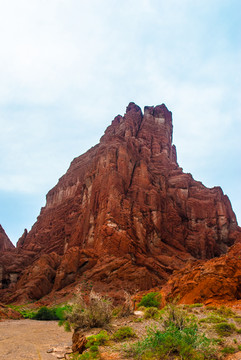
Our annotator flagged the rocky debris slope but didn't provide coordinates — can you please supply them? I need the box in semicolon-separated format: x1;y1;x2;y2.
0;103;240;303
161;239;241;305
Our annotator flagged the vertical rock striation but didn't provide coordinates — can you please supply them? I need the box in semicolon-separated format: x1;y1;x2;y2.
0;103;240;302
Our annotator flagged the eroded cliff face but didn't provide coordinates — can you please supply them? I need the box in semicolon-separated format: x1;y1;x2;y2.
1;103;240;303
161;240;241;305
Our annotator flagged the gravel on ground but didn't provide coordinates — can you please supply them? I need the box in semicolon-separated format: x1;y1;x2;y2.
0;319;72;360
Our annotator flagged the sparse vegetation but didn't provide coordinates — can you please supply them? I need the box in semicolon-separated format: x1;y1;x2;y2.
7;304;73;321
215;305;235;317
32;306;59;320
112;326;136;341
199;313;226;324
5;298;241;359
184;303;204;308
221;346;236;354
86;330;109;347
64;290;112;330
163;304;191;330
143;306;160;320
127;322;217;359
215;322;236;337
137;292;162;309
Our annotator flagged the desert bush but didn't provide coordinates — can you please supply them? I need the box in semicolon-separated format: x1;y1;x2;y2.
206;305;218;311
112;306;122;317
144;306;160;320
184;303;203;309
70;349;99;360
137;292;161;309
54;304;73;320
118;291;134;317
215;322;236;337
221;346;236;354
112;326;136;341
18;304;72;321
65;290;112;330
163;304;189;330
215;305;235;318
86;330;109;347
32;306;59;320
127;322;218;360
199;313;226;324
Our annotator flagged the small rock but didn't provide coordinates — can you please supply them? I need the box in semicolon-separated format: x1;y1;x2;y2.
47;348;54;353
134;310;144;317
56;354;65;359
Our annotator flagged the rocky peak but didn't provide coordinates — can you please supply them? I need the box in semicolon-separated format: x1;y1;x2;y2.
16;229;28;249
0;102;240;303
100;102;143;142
0;225;14;252
101;102;175;163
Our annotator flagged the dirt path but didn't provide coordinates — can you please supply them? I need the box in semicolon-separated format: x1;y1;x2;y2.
0;319;72;360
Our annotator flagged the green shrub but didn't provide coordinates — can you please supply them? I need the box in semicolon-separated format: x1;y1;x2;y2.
86;330;109;347
127;323;217;360
184;303;203;309
72;350;99;360
137;292;161;308
133;317;143;323
112;326;136;341
54;304;72;320
234;316;241;323
215;322;236;337
144;307;160;320
216;305;235;318
19;309;36;319
32;306;59;320
89;345;98;352
221;346;236;354
206;305;218;311
66;291;112;330
19;304;72;321
199;314;226;324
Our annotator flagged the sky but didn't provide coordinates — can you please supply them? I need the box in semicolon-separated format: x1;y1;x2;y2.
0;0;240;245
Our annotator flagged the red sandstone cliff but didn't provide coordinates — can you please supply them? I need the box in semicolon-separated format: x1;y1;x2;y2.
0;103;240;303
161;240;241;305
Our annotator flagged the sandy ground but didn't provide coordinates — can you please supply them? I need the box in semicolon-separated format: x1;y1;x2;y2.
0;319;72;360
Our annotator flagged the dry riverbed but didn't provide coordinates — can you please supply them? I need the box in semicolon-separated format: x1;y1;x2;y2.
0;319;72;360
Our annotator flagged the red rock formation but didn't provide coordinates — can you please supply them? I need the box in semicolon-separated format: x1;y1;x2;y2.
161;238;241;305
0;103;240;303
0;225;14;252
0;303;23;320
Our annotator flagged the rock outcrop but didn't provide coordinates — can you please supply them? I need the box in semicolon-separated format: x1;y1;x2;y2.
0;225;14;252
161;239;241;305
0;102;240;303
0;303;23;320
